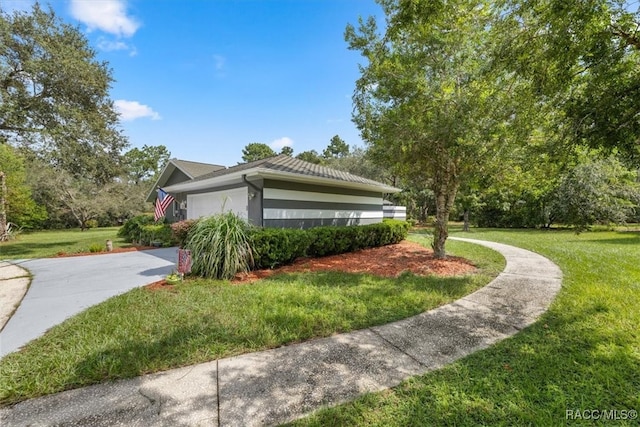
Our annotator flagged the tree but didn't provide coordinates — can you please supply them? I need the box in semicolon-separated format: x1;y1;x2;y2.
346;0;516;257
279;146;294;156
28;163;144;230
496;0;640;164
323;135;350;159
0;144;45;234
551;156;640;232
241;143;276;163
325;146;391;183
295;150;323;164
1;4;128;184
124;144;170;184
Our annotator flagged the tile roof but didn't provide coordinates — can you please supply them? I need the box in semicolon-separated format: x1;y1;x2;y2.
190;155;394;188
172;159;225;178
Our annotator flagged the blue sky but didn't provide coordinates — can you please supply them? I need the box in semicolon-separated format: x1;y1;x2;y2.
3;0;382;166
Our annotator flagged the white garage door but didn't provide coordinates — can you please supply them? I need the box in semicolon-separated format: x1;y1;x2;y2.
186;187;248;220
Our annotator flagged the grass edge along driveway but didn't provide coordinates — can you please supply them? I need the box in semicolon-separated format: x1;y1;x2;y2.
289;228;640;427
0;227;130;259
0;236;503;405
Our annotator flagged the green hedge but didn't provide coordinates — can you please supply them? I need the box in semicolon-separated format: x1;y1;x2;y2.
117;214;155;243
118;215;174;246
250;228;313;269
140;224;173;246
250;219;409;269
137;216;410;273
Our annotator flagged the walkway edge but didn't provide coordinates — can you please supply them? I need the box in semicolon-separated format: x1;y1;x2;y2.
0;262;31;333
0;238;563;427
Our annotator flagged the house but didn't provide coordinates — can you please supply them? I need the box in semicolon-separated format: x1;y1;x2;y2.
150;155;402;228
146;158;226;222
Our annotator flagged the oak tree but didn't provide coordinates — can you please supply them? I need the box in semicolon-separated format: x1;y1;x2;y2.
1;4;128;184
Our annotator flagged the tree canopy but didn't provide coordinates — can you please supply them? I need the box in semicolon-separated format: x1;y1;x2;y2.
0;144;45;229
124;144;170;184
1;3;128;184
496;0;640;164
241;142;276;163
346;0;518;257
323;135;350;159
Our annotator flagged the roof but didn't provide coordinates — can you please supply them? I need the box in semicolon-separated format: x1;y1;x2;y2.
163;155;401;194
171;159;226;178
145;158;226;202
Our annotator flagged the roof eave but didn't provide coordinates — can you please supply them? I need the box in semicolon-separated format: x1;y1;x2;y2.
163;169;249;193
147;159;212;202
256;169;401;193
164;166;401;194
145;161;183;202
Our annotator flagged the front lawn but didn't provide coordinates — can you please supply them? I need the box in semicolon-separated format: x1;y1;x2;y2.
0;237;503;405
0;227;130;259
291;229;640;426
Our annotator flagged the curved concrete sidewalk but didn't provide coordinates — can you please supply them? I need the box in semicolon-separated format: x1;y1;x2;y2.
0;238;562;427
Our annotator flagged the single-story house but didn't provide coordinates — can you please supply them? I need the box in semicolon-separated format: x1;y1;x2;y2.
148;155;403;228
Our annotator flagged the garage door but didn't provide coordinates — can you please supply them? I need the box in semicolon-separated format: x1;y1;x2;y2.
186;187;248;220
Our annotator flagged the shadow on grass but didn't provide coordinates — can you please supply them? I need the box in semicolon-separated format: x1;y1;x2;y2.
573;230;640;245
262;270;474;300
0;241;75;257
67;272;477;389
292;301;640;426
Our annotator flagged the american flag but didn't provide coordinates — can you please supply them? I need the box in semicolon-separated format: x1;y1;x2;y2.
154;188;175;222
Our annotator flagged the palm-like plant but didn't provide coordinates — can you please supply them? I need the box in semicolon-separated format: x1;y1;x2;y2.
186;212;254;280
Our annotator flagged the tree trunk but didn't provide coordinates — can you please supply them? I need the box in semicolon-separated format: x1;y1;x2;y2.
431;161;460;259
463;210;470;232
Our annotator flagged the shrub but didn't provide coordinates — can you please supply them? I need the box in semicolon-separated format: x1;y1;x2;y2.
118;214;155;243
307;226;359;257
383;219;410;243
88;243;103;253
140;224;173;246
0;222;21;241
249;220;410;269
170;219;198;247
250;228;312;269
186;212;254;280
85;219;99;229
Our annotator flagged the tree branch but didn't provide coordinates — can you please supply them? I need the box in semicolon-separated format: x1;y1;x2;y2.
612;26;640;51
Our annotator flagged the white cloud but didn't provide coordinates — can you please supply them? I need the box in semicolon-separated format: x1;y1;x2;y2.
114;100;160;121
97;37;137;56
269;137;294;150
70;0;140;37
213;55;226;71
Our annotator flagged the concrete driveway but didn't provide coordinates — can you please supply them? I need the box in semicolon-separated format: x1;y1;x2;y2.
0;248;177;358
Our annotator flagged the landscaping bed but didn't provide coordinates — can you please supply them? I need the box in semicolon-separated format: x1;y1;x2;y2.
237;240;475;283
146;240;476;290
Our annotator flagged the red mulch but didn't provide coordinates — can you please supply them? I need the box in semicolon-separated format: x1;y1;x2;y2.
144;241;476;290
145;280;176;291
234;240;476;283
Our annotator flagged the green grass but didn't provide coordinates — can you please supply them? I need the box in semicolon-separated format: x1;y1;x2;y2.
290;228;640;426
0;238;503;405
0;227;132;259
